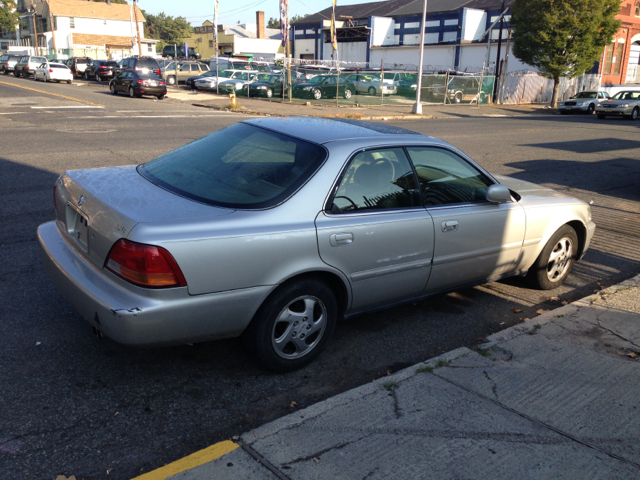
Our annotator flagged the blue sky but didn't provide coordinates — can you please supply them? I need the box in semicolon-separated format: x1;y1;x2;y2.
138;0;371;28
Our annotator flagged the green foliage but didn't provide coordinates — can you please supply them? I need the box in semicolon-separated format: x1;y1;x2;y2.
141;9;192;45
267;17;280;29
0;0;20;31
290;13;310;24
511;0;621;81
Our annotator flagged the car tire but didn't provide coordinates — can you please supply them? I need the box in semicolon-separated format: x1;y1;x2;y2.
14;70;19;77
67;80;72;84
96;73;101;82
167;76;176;86
43;75;47;82
526;225;578;290
85;72;89;80
629;107;639;120
266;88;273;98
157;94;165;100
454;92;463;103
597;114;606;119
368;86;377;96
587;103;595;114
2;69;8;75
244;278;337;372
129;86;136;98
313;88;322;100
110;84;117;95
343;88;353;100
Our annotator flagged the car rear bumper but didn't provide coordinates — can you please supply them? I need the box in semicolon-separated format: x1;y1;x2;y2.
38;221;273;346
136;86;167;96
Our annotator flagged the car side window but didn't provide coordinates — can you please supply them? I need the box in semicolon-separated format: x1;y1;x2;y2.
406;147;493;206
332;148;421;213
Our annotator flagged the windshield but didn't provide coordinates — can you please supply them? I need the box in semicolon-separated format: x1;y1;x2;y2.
235;72;249;80
383;73;397;80
612;91;640;100
219;70;234;78
139;123;327;209
200;70;217;77
573;92;597;99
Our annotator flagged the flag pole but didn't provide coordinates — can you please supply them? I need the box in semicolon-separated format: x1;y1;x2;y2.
214;0;219;94
412;0;427;114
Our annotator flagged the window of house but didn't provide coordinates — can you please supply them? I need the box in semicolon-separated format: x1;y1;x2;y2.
636;3;640;16
147;43;153;53
70;17;75;29
604;43;615;74
209;40;214;47
614;43;625;75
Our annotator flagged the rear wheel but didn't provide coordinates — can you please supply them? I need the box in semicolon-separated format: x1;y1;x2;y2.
43;75;47;82
85;72;89;81
244;278;337;372
527;225;578;290
343;88;353;100
96;73;101;82
157;94;165;100
67;80;72;84
454;92;462;103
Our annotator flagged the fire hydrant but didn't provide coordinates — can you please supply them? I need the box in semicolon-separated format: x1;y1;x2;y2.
229;92;236;107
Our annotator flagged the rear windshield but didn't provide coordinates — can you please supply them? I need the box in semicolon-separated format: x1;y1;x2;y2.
76;58;90;64
137;58;159;69
139;123;327;209
139;73;162;79
50;64;67;69
104;61;118;66
32;57;47;63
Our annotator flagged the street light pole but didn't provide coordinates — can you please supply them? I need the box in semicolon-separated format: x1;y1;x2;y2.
412;0;427;114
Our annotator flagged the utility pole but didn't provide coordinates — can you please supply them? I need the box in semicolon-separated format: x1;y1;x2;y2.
133;0;143;56
30;3;39;56
47;0;57;57
493;0;505;101
412;0;427;114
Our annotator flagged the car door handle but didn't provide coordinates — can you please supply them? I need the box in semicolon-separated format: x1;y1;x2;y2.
441;220;459;232
330;233;354;247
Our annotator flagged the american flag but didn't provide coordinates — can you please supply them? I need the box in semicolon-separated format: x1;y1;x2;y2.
280;0;289;48
331;0;338;51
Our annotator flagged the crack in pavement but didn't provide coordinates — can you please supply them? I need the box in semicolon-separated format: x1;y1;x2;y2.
483;370;499;400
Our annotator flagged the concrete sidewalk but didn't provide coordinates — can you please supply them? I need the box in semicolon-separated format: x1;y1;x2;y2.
165;88;557;120
156;274;640;480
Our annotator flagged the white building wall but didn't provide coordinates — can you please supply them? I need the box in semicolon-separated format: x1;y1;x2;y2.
323;41;367;62
461;8;486;41
458;44;531;72
371;16;394;46
53;16;144;51
295;38;315;58
370;45;456;68
234;37;281;55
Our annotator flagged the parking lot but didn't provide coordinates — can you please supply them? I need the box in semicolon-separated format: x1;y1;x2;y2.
1;74;639;479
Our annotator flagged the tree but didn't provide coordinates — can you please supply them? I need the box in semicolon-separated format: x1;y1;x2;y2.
290;13;309;24
141;10;192;46
511;0;620;106
0;0;20;31
267;17;279;29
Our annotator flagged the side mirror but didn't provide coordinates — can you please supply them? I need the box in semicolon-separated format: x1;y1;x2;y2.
486;184;512;203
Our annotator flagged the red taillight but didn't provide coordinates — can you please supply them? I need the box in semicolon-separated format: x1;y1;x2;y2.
49;68;53;73
157;68;161;76
105;239;187;288
99;66;107;70
159;81;166;86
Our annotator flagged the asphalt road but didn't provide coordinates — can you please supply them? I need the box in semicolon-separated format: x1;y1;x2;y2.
1;76;639;480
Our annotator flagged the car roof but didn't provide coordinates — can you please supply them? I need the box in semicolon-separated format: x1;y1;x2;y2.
243;117;424;144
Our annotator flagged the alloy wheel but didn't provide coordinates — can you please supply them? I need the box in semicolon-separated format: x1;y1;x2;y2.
547;237;573;282
313;89;322;100
271;295;327;360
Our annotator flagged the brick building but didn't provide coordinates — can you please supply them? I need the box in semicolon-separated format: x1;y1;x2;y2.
599;0;640;85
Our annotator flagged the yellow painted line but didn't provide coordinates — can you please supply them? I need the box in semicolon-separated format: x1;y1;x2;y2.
131;440;239;480
0;80;104;107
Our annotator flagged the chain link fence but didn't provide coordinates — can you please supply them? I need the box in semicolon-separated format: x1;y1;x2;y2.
498;71;602;105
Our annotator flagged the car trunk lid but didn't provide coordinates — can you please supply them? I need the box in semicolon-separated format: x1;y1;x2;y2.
55;165;234;269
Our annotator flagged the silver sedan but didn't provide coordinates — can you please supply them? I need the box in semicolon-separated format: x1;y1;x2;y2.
558;91;610;115
38;118;595;372
596;90;640;119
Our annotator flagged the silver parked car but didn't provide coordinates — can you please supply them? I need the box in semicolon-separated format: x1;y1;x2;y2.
38;118;595;372
558;91;610;115
343;73;398;96
596;90;640;119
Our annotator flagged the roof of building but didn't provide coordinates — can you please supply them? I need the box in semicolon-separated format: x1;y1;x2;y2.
220;25;281;40
293;0;512;24
46;0;145;22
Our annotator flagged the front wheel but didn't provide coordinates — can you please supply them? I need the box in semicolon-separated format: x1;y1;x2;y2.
96;73;101;82
527;225;578;290
85;72;89;80
43;75;47;82
313;88;322;100
368;86;376;96
244;279;337;372
587;103;595;114
266;88;273;98
167;76;176;86
343;88;353;100
129;86;136;98
110;84;117;95
629;108;639;120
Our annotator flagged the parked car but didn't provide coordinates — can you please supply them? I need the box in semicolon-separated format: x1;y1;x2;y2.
65;57;92;77
194;69;251;91
114;56;161;78
241;73;284;98
38;117;595;372
596;90;640;119
162;45;201;59
558;91;611;115
14;55;48;77
343;73;398;96
185;69;216;88
84;60;119;82
218;71;259;94
292;74;355;100
162;60;209;85
33;62;73;83
396;73;419;96
109;70;166;99
426;76;482;103
0;54;22;75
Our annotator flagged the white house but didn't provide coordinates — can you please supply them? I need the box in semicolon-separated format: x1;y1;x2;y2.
38;0;158;60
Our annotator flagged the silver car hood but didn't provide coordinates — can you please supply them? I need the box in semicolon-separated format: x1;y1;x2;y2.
494;175;586;204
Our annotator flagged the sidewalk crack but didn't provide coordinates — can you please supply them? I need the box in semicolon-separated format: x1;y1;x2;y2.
483;370;499;400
